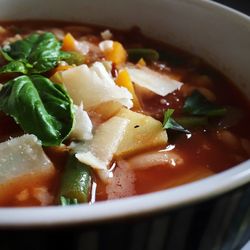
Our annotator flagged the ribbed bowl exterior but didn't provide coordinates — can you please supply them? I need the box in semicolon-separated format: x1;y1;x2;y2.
1;182;249;250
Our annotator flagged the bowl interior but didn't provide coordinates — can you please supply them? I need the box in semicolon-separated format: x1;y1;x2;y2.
0;0;249;227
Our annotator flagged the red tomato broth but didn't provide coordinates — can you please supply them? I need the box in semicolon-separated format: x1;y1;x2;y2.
0;21;249;206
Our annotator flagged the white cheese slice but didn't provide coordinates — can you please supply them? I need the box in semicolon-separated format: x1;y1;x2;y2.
0;134;54;185
61;62;133;109
75;116;129;172
127;66;183;96
70;104;93;141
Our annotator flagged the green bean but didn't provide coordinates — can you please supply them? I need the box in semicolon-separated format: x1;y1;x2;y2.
64;51;85;66
175;116;208;128
127;48;159;62
59;154;92;205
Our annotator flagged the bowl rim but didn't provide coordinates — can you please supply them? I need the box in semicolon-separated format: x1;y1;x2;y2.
0;0;249;227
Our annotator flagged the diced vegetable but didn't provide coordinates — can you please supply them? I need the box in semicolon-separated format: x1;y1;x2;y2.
61;62;133;109
75;116;129;175
184;90;226;117
61;33;78;51
63;51;85;65
62;33;90;56
0;75;74;146
127;48;159;62
116;108;168;157
163;109;189;133
0;32;68;74
127;66;183;96
136;58;146;67
101;41;127;64
70;104;93;141
116;69;141;110
59;154;92;205
0;134;55;203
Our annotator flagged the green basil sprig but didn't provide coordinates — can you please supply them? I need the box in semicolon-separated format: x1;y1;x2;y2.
163;90;229;135
0;75;74;146
0;32;69;74
184;90;226;117
163;109;190;134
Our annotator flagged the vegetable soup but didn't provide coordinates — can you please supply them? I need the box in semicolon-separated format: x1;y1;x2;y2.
0;21;249;206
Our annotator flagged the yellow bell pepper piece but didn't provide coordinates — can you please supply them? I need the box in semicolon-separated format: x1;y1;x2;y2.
62;33;78;51
104;41;127;65
116;69;141;110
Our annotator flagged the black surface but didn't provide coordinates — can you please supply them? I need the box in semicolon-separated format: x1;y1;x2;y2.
214;0;250;15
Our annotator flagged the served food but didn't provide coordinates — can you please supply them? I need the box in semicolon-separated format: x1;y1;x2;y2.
0;21;249;207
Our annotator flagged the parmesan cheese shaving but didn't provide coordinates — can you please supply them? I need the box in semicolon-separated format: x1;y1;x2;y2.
61;62;133;109
75;117;129;179
70;104;93;141
0;134;54;184
127;66;183;96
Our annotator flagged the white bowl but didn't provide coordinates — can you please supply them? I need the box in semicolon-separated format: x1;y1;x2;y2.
0;0;249;230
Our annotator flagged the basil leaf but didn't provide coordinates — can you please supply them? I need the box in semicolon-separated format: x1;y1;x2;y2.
0;48;15;61
0;75;74;146
0;61;29;74
184;90;226;117
163;109;190;133
1;32;62;73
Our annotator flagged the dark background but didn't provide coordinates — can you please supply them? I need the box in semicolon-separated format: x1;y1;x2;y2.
214;0;250;15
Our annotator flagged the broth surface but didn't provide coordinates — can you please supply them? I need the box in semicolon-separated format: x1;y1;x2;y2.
0;21;249;206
